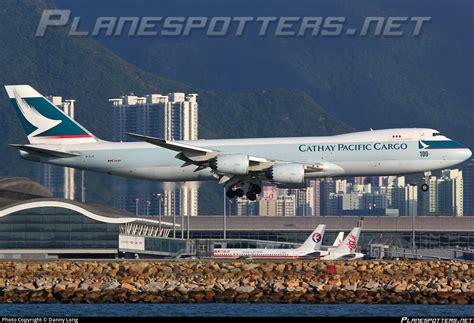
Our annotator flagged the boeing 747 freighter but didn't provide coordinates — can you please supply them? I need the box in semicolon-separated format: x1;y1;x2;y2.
4;85;472;200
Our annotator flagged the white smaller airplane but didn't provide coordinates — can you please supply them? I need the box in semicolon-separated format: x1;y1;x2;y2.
319;227;364;260
332;232;344;247
212;224;326;260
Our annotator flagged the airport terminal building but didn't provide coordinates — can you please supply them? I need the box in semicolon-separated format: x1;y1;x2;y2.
0;177;472;260
0;177;193;259
184;216;474;249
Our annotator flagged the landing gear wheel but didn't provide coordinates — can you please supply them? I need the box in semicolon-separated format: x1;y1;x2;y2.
235;188;244;197
246;191;257;201
226;189;236;199
250;184;262;194
421;183;429;192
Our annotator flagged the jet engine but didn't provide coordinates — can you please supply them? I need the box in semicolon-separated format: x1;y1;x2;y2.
267;163;305;184
210;154;249;175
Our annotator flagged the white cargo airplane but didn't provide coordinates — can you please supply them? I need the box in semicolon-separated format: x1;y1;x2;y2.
212;224;326;260
4;85;472;201
319;227;364;260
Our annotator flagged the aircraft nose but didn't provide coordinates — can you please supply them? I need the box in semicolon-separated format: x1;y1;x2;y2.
458;147;472;162
466;148;473;160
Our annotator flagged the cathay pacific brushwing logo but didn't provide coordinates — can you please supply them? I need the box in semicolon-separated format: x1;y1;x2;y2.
418;140;429;149
14;89;61;137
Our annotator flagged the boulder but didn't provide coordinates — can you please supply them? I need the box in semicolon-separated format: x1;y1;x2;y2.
236;286;254;294
394;283;407;293
449;280;462;289
121;283;137;293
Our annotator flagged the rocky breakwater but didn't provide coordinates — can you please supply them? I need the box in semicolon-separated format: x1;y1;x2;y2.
0;260;472;304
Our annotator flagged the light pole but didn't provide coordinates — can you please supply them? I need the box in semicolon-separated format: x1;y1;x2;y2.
134;198;140;216
145;200;151;216
154;193;163;234
172;196;176;239
187;211;190;240
81;170;86;203
223;187;226;240
412;208;416;251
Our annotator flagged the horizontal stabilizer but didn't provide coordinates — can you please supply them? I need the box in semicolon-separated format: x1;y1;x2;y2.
9;144;79;158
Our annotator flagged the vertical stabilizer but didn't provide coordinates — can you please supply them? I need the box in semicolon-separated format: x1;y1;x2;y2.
332;227;361;254
4;85;98;144
332;232;344;247
297;224;326;251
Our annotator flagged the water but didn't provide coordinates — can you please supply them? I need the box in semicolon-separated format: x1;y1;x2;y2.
0;304;472;317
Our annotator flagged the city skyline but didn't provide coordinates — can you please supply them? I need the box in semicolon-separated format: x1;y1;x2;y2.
231;170;468;217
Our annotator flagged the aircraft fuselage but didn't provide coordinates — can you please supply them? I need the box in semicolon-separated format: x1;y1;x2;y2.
24;128;471;182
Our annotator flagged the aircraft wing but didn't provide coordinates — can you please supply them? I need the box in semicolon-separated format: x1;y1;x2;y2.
127;132;272;168
126;133;214;154
126;133;339;185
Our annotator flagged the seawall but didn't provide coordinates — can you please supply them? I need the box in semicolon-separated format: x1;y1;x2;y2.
0;260;472;304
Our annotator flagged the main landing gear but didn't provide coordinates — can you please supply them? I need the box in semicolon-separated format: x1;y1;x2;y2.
226;188;243;199
226;183;262;201
421;171;431;192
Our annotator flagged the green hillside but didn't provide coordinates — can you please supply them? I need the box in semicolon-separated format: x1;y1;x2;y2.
0;0;351;213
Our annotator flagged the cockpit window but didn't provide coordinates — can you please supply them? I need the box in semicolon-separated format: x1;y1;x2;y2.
433;132;442;136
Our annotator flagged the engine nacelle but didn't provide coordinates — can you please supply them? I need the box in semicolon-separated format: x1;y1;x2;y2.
268;163;305;184
210;154;249;175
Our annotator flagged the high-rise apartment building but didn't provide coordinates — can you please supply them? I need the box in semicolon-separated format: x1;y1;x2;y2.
110;92;199;216
320;179;336;216
257;186;278;216
308;180;321;216
461;159;473;216
421;176;438;215
289;187;315;216
276;194;296;216
438;169;463;216
403;184;418;216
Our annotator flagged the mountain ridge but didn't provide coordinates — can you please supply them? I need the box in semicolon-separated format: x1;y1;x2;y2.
0;0;352;213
